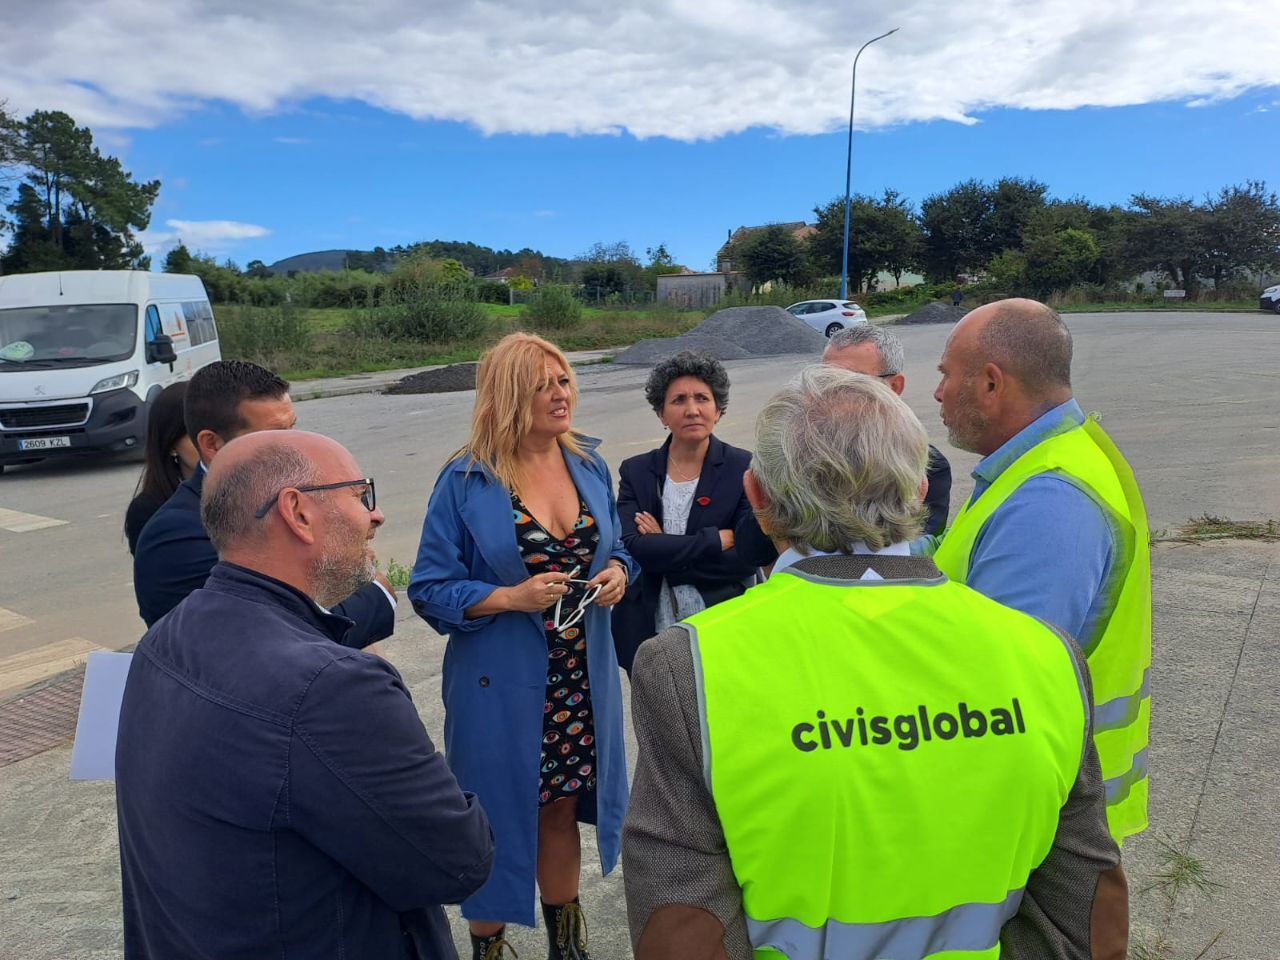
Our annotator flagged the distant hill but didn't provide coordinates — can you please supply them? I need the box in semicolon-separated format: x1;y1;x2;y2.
268;241;573;278
268;250;366;275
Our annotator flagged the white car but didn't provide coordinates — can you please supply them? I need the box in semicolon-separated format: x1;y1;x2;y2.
785;299;869;337
1261;284;1280;314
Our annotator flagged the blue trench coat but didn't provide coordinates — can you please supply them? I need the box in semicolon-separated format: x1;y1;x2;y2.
408;439;637;925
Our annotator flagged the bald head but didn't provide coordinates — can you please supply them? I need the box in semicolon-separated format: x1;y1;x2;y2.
935;298;1074;455
202;431;350;554
950;298;1073;399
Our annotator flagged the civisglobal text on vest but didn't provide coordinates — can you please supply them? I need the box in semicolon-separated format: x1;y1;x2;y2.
792;700;1027;752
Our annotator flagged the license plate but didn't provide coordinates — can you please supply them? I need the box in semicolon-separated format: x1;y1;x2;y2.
18;436;71;450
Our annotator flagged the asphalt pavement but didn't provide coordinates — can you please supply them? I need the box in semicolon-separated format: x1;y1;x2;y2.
1;310;1278;957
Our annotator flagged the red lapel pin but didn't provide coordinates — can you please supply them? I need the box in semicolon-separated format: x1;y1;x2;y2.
696;496;711;507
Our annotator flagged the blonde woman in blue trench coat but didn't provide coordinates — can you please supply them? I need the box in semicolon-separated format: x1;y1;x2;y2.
410;333;636;960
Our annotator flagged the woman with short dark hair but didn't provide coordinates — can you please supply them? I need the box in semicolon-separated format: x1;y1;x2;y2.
613;351;775;673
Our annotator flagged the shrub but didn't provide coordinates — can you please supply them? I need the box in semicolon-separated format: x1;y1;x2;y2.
475;280;511;305
216;303;310;366
523;285;583;329
350;280;488;343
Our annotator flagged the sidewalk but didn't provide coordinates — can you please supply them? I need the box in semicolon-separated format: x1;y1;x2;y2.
288;348;618;402
2;540;1277;958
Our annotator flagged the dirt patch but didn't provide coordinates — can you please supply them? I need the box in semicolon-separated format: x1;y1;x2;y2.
386;363;477;395
898;302;967;325
615;306;827;366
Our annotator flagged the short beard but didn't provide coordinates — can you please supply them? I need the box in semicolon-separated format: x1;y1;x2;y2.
945;380;990;453
310;505;376;609
312;551;376;610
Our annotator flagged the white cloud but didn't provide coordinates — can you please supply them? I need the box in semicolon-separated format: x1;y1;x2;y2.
273;136;310;144
0;0;1275;141
138;219;271;257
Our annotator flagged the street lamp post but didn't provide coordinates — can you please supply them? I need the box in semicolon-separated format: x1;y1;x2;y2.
840;26;899;301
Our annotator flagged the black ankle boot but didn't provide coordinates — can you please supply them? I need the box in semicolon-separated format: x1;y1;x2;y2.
542;899;592;960
471;928;518;960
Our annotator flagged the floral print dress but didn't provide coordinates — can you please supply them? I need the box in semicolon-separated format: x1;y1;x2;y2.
512;490;600;805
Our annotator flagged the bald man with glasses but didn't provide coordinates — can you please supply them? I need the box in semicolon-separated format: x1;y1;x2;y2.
116;431;495;960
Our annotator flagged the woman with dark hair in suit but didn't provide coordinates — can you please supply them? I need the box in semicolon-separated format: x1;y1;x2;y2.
124;381;199;554
613;351;776;674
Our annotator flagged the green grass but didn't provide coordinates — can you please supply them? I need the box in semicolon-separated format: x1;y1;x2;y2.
1056;300;1260;314
268;304;702;380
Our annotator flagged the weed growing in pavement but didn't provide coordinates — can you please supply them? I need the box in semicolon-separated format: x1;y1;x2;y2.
1152;515;1280;544
1131;836;1228;960
384;558;412;590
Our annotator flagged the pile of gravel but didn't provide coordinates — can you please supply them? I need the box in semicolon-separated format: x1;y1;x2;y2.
898;302;967;325
615;306;828;366
386;362;477;395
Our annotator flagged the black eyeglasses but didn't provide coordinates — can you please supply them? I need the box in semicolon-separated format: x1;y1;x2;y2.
254;478;376;519
877;371;899;379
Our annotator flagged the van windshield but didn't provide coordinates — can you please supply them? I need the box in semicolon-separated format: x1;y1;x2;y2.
0;303;138;369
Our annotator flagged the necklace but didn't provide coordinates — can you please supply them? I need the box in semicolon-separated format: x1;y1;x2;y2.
667;458;702;483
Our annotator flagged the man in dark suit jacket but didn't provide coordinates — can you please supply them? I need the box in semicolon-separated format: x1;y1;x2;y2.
824;325;953;535
133;360;395;647
117;430;493;959
613;433;776;673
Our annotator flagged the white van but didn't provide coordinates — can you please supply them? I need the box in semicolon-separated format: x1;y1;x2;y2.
0;270;221;472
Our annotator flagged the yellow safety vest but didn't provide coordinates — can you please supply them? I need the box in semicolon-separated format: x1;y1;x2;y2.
686;566;1087;960
933;416;1151;843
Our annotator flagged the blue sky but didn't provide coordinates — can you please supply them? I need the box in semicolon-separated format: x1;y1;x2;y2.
3;0;1277;270
125;89;1279;270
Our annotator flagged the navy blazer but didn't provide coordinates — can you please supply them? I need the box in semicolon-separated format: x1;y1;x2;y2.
612;434;776;673
116;563;493;959
132;468;395;647
925;443;954;537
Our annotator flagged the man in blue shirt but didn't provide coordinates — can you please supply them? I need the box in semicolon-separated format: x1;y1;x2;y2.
924;297;1151;856
923;300;1114;644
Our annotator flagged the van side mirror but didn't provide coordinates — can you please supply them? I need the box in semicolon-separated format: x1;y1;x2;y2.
147;333;178;366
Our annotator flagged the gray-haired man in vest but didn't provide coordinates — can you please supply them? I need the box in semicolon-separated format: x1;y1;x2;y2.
622;365;1126;960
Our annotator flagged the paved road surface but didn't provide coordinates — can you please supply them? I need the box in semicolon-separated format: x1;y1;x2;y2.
1;310;1278;956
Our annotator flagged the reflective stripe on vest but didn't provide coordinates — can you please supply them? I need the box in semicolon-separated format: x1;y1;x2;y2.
686;569;1087;960
746;887;1023;960
932;416;1152;843
1094;667;1150;733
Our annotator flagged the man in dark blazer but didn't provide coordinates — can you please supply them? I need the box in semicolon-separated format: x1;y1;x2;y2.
824;325;953;535
132;360;395;647
117;430;494;959
613;432;776;673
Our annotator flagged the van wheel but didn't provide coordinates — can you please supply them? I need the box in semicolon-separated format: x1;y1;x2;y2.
1273;300;1280;315
825;322;843;337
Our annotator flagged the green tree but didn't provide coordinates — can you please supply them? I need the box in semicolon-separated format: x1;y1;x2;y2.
1123;195;1205;294
163;243;195;274
1202;181;1280;285
809;190;922;292
642;243;681;290
920;179;996;281
737;224;807;288
244;259;273;279
0;109;159;272
1024;199;1128;286
988;177;1049;254
1023;228;1100;295
578;240;646;299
